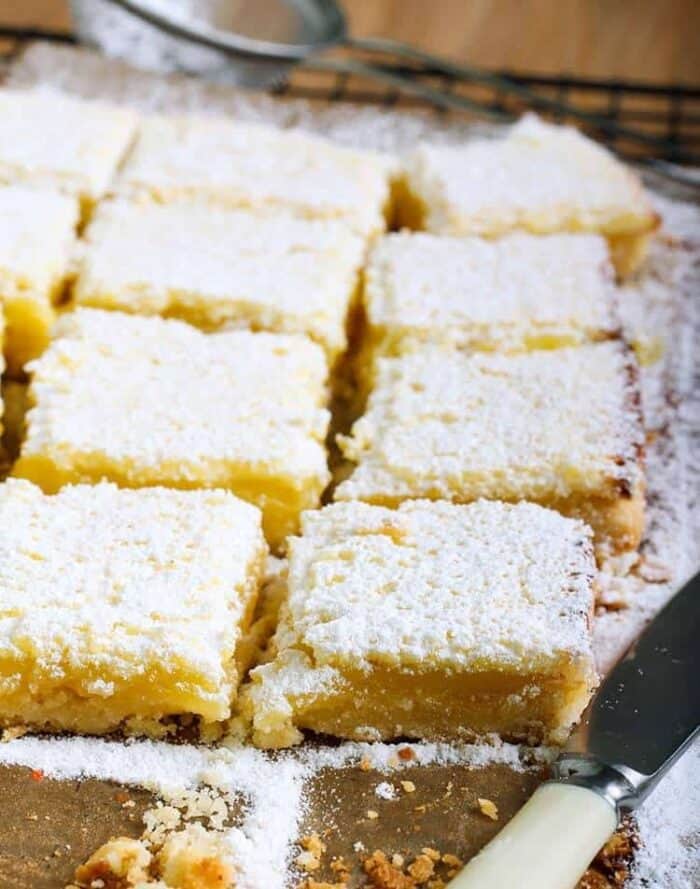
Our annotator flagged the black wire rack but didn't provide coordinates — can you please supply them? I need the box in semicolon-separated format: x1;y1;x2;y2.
2;25;699;174
281;58;700;172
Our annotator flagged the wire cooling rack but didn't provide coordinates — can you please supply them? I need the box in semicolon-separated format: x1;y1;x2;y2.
1;25;699;175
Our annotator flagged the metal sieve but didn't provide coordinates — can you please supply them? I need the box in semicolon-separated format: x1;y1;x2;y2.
70;0;699;168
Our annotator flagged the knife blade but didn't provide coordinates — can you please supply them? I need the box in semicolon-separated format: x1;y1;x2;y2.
555;569;700;806
448;570;700;889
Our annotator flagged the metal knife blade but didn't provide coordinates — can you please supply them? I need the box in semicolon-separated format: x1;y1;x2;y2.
559;570;700;806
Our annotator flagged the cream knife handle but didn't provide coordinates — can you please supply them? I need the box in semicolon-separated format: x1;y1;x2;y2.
447;782;618;889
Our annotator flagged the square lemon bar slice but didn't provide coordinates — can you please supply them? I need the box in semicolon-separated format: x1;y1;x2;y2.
114;114;394;235
362;230;619;375
336;341;645;555
0;479;265;735
73;201;366;365
0;185;79;374
244;499;598;747
399;115;658;277
13;309;330;548
0;310;4;439
0;89;137;214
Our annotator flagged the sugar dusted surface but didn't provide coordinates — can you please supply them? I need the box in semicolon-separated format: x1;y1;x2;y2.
0;185;79;297
18;308;330;487
365;231;619;352
0;480;264;717
0;88;137;201
0;734;549;889
280;499;595;671
405;115;655;235
4;43;700;888
114;113;393;235
337;341;644;504
0;310;4;431
74;200;366;358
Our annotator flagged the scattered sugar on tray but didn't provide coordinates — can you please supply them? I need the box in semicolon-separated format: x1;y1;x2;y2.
298;737;556;774
0;735;554;888
0;736;306;889
627;740;700;889
374;782;397;801
4;46;700;887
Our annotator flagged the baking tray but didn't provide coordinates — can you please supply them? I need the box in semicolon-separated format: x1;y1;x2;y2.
0;40;699;889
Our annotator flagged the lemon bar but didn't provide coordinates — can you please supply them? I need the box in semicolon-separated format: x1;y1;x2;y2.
399;115;658;277
244;499;598;747
336;341;645;554
0;185;79;374
0;89;137;214
13;309;330;548
0;311;4;440
0;479;266;735
114;114;394;235
74;200;366;364
363;231;619;373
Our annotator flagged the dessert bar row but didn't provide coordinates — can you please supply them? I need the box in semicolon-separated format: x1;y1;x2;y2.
0;87;657;373
4;309;644;554
0;479;597;747
0;88;652;749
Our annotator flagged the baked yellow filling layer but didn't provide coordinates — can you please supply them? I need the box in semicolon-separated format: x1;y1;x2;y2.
74;201;367;365
244;500;598;747
337;342;645;554
247;654;595;749
0;89;137;208
114;113;395;237
0;480;266;735
398;115;658;277
13;309;330;549
0;185;79;374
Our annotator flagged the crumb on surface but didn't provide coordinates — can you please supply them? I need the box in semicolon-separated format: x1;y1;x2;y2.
363;850;416;889
296;834;327;873
407;853;434;882
477;797;499;820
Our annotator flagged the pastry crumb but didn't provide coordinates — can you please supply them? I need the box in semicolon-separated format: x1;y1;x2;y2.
363;850;415;889
407;853;435;882
477;797;499;820
296;834;327;872
441;853;462;868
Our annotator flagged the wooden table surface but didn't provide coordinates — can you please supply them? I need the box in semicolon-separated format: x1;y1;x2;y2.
2;0;699;85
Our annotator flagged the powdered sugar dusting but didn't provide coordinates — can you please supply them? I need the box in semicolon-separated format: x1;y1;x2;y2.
0;734;550;888
628;743;700;889
364;231;618;353
3;41;700;887
337;341;644;506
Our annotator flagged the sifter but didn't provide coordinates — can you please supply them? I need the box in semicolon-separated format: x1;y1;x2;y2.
72;0;695;162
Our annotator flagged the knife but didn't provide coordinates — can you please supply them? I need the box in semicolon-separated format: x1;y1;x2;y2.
447;570;700;889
